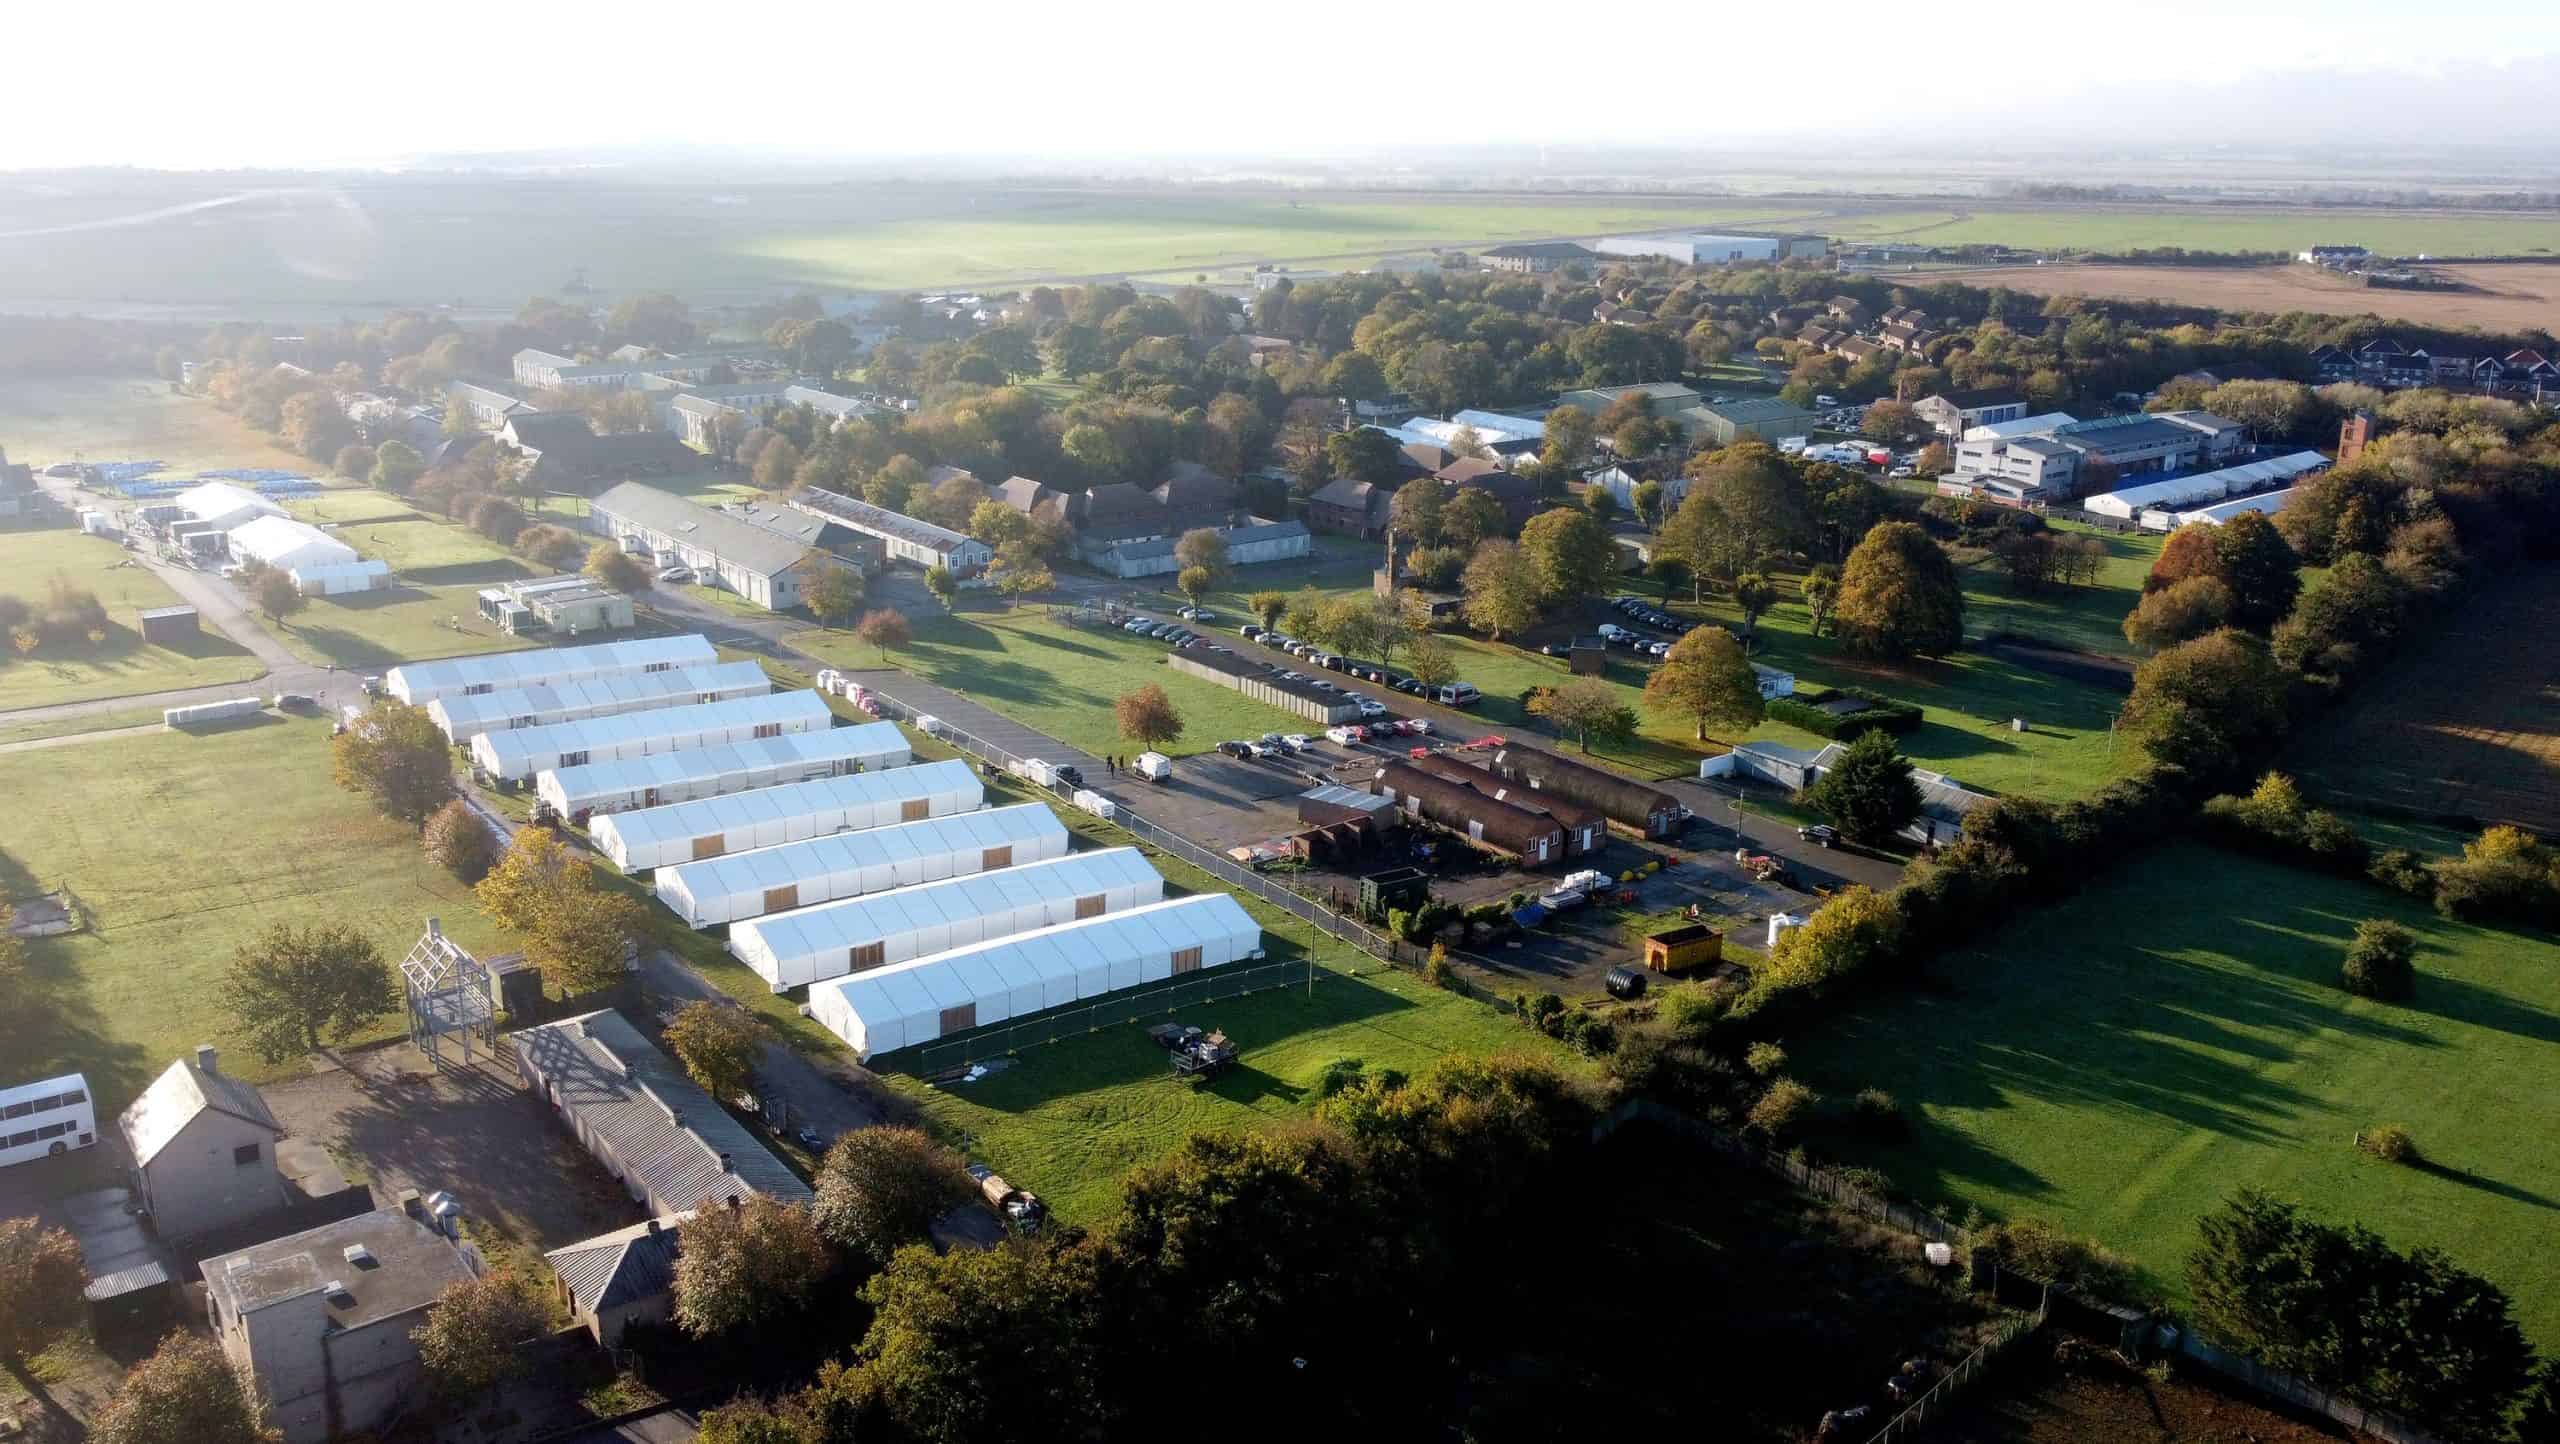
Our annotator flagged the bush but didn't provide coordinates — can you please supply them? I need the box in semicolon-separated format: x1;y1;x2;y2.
2430;854;2560;929
1744;1041;1788;1076
1314;1057;1369;1098
1423;949;1457;990
2358;1123;2419;1164
2197;773;2369;877
514;523;589;570
2339;918;2416;1000
421;799;501;881
1764;686;1925;741
1746;1078;1818;1140
2368;847;2436;901
1852;1087;1907;1138
1656;982;1725;1037
1975;1217;2148;1303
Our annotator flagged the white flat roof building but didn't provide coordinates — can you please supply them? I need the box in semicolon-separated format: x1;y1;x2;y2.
471;690;834;781
533;722;909;819
387;635;719;707
590;759;984;872
653;802;1070;928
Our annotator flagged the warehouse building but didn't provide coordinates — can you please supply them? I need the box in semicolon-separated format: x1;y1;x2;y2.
589;483;852;612
1592;232;1827;265
1487;742;1685;839
1681;397;1822;446
1371;760;1565;865
730;846;1167;992
653;802;1070;928
471;689;836;781
809;894;1264;1060
1166;648;1362;724
785;488;993;574
428;660;771;745
590;760;984;871
386;635;718;707
535;723;908;819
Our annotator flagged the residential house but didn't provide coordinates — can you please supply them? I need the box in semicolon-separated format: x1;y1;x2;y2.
1879;318;1942;355
120;1046;286;1242
1913;388;2029;439
1879;306;1933;330
1306;478;1393;538
201;1194;481;1444
2353;340;2431;389
1478;241;1600;274
1824;296;1871;326
545;1215;685;1345
589;482;854;610
2308;344;2358;384
991;474;1071;525
1447;461;1545;531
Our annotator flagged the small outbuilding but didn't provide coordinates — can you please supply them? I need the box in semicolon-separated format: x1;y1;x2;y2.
137;605;199;645
1643;924;1723;974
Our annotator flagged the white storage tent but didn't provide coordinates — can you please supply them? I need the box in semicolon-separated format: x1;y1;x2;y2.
809;894;1263;1060
472;689;835;780
2085;450;2327;520
228;515;359;573
536;723;908;818
291;558;392;596
430;660;772;744
2152;486;2299;530
386;634;720;706
654;802;1070;928
730;847;1165;991
591;760;983;871
176;481;284;532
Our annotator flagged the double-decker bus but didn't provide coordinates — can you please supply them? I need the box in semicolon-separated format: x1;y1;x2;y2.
0;1073;97;1167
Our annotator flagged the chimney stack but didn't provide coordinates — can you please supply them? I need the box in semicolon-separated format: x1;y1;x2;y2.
726;1194;741;1210
397;1188;426;1225
645;1219;661;1236
718;1152;733;1173
195;1044;218;1076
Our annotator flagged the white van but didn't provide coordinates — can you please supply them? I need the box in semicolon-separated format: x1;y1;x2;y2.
1778;436;1809;455
1133;752;1172;783
1433;682;1481;709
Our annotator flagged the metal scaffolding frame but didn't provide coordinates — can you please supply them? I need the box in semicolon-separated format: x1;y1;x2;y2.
402;917;494;1068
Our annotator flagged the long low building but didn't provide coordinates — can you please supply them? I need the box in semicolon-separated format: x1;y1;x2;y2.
230;515;359;574
653;802;1071;928
588;483;854;613
1405;753;1605;857
535;724;908;819
785;487;993;575
2084;449;2329;520
2147;486;2299;531
429;660;772;745
291;558;392;596
730;846;1166;992
472;689;835;781
387;635;718;707
1166;648;1362;724
591;759;984;871
1372;760;1565;865
809;894;1264;1060
1486;742;1684;839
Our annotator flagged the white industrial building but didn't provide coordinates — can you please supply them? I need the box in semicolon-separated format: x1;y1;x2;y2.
534;724;909;819
387;635;719;707
472;689;835;781
653;802;1070;928
588;483;851;612
784;488;992;574
1961;411;2080;442
809;893;1264;1059
1592;232;1826;265
2147;487;2300;531
729;847;1166;991
590;759;984;871
428;660;772;744
229;515;360;574
175;481;285;533
291;559;392;596
2083;450;2329;521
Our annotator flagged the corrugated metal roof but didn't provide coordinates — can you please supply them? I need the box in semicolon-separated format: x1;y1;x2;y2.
119;1056;280;1167
592;483;815;577
546;1216;684;1315
512;1010;810;1212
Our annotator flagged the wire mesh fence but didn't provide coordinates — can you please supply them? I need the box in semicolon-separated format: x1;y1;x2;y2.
908;955;1333;1075
1861;1309;2047;1444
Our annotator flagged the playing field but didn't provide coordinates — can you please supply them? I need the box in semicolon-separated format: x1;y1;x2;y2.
0;716;507;1107
1904;260;2560;337
1790;844;2560;1349
0;529;265;708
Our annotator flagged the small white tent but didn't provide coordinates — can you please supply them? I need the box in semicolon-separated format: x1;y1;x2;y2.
590;760;984;872
534;725;907;818
729;847;1165;991
429;660;772;744
228;515;359;573
653;802;1070;928
809;894;1263;1059
386;634;719;706
472;690;837;780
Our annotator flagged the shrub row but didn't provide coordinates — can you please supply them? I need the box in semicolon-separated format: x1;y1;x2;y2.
1763;686;1924;741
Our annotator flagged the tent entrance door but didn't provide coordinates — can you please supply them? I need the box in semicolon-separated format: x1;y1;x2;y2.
901;800;930;822
848;941;885;972
981;846;1012;869
763;884;799;913
938;1003;977;1034
692;834;724;860
1171;946;1203;975
1074;894;1105;920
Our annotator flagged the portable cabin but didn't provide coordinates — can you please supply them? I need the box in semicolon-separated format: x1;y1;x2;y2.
1642;924;1723;974
588;760;983;872
1371;761;1563;866
1405;753;1606;856
533;724;904;818
652;802;1071;928
1487;742;1684;839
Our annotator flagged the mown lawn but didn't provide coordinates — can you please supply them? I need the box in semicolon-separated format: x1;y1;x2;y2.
0;716;509;1107
0;375;318;474
1952;521;2161;658
1788;844;2560;1349
0;530;265;708
256;507;542;670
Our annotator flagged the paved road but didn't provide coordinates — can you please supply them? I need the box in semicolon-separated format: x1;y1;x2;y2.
632;946;890;1146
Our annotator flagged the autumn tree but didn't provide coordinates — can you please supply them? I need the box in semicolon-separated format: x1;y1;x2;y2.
1403;630;1458;689
1804;731;1923;844
1173;528;1229;577
1517;508;1616;608
1176;565;1214;607
2145;522;2225;595
1528;678;1635;753
1643;626;1764;741
586;543;648;593
800;562;864;628
856;607;910;659
665;1000;766;1104
0;1218;86;1418
1246;591;1289;630
91;1332;277;1444
1800;563;1840;637
1389;478;1445;545
969;501;1031;549
673;1196;831;1337
221;922;396;1065
2119;628;2289;782
2122;575;2233;651
2213;510;2303;633
1629;479;1666;529
249;566;305;624
923;564;958;610
1115;684;1184;751
418;798;501;882
1731;572;1779;641
413;1269;547;1401
476;828;647;995
752;437;803;492
812;1126;977;1267
370;439;427;493
333;443;376;481
1438;488;1507;551
331;699;454;827
1684;441;1805;567
1459;539;1541;641
1833;521;1964;659
1539;404;1595;473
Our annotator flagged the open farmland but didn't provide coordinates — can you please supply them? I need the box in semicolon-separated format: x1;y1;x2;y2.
1789;844;2560;1350
2291;565;2560;834
0;716;508;1109
0;375;319;474
1906;260;2560;337
1823;204;2560;259
0;529;265;708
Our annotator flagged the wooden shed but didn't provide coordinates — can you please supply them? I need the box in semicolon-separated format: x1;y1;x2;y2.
1643;923;1722;974
137;605;199;645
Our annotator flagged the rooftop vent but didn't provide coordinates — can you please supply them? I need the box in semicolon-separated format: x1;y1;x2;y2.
341;1243;378;1270
323;1280;354;1308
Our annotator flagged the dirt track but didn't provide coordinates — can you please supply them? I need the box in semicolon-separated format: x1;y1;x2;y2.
1911;261;2560;337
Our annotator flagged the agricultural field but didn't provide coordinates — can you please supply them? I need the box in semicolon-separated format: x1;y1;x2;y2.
1911;259;2560;337
1789;844;2560;1350
0;529;264;708
1821;205;2560;260
0;375;317;475
2292;565;2560;835
0;716;508;1109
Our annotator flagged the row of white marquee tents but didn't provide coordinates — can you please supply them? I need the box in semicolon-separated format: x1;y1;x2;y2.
810;894;1265;1060
387;634;721;706
591;760;987;871
536;727;912;818
729;846;1165;991
430;660;773;745
654;801;1071;926
473;689;844;781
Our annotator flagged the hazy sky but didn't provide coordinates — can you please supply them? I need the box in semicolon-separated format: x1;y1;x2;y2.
10;0;2558;170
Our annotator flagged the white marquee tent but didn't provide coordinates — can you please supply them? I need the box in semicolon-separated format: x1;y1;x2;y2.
228;515;359;574
654;802;1070;928
535;723;908;818
809;894;1263;1059
472;689;838;780
175;481;285;532
2084;450;2328;520
291;558;392;596
2144;487;2299;532
729;846;1164;991
429;660;772;744
386;634;720;706
590;760;984;871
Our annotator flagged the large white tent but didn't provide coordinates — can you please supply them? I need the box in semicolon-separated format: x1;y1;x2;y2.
590;760;984;871
291;558;392;596
535;723;908;818
472;689;837;780
429;660;772;744
654;802;1070;928
228;515;359;573
2145;487;2299;532
175;481;285;532
386;634;720;706
2084;450;2328;520
729;846;1164;991
809;894;1263;1060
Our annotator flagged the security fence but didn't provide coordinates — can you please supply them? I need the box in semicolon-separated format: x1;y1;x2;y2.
910;955;1333;1076
1861;1310;2047;1444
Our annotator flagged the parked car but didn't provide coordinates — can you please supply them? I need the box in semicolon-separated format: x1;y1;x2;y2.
1401;718;1433;736
1797;823;1839;848
1216;740;1253;758
1354;698;1387;719
1258;733;1286;749
1280;733;1313;753
1648;641;1671;657
1326;724;1367;744
1189;609;1217;624
1240;624;1264;638
1540;644;1569;657
1052;765;1085;790
1123;618;1154;633
1434;682;1481;708
1245;741;1276;759
1889;463;1917;478
658;566;697;584
1394;678;1426;695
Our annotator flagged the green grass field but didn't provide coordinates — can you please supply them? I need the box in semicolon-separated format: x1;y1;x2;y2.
1823;206;2560;258
0;376;319;474
1789;845;2560;1348
0;530;265;708
0;716;508;1107
263;499;543;669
